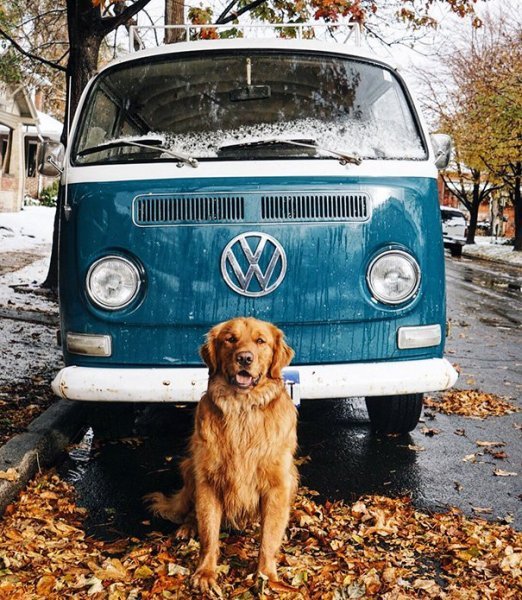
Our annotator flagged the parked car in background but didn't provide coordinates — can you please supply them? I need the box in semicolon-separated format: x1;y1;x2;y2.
440;206;467;257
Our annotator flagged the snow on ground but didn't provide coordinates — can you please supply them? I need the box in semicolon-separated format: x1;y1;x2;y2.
0;207;60;384
0;256;55;311
462;237;522;267
0;206;55;252
0;206;56;312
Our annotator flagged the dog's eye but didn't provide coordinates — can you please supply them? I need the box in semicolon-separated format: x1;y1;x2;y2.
256;338;266;345
226;335;238;344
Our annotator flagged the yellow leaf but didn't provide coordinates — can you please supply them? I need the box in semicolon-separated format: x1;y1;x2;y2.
36;575;56;595
134;565;154;579
291;570;308;587
93;558;129;582
351;501;367;518
500;548;522;574
216;564;230;575
0;469;19;482
406;444;426;452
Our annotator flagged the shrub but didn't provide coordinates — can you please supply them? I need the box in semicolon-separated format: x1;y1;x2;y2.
39;181;59;207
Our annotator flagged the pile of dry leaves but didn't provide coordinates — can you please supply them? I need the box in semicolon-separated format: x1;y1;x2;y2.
0;372;55;446
0;472;520;599
424;390;519;419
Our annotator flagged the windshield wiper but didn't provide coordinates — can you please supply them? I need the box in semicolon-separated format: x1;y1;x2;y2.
218;137;361;165
76;135;199;168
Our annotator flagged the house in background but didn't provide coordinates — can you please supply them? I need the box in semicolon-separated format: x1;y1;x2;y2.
0;84;62;213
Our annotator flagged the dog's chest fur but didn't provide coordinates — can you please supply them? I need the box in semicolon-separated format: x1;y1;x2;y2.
192;382;297;527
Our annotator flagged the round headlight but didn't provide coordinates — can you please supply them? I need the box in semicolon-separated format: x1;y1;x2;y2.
367;250;420;305
86;256;141;310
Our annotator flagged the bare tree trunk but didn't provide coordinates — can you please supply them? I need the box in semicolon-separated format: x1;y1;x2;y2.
164;0;185;43
466;182;481;245
513;163;522;251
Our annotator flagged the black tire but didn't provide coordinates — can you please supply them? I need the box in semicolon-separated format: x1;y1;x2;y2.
82;402;139;439
365;393;423;434
450;244;463;257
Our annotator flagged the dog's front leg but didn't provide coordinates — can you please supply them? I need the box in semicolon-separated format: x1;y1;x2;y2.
258;483;293;582
192;481;223;596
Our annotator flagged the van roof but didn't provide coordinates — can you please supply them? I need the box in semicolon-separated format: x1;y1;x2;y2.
102;38;398;74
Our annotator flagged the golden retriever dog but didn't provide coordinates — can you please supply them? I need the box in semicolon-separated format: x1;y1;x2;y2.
146;317;298;594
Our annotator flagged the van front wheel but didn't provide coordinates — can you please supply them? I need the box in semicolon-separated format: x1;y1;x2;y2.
365;393;423;434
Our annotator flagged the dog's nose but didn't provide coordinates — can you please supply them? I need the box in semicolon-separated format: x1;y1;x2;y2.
236;351;254;367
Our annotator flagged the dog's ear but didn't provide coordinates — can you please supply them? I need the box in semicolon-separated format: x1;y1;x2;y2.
269;326;294;379
200;322;223;375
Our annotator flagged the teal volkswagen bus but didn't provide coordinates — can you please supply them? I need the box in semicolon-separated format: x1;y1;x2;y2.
46;30;457;433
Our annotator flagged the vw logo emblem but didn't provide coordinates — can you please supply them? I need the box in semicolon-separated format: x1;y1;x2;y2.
221;232;287;297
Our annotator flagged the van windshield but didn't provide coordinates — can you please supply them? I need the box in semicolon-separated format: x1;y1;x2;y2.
73;50;427;165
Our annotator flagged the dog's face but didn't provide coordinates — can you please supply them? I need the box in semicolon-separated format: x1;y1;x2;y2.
200;318;294;392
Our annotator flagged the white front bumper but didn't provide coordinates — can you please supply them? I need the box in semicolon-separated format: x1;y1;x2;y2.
52;358;458;402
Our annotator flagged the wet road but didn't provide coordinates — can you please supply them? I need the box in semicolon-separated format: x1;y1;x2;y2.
58;255;522;538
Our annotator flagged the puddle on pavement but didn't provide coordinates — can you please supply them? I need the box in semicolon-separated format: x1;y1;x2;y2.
64;427;95;483
461;266;522;294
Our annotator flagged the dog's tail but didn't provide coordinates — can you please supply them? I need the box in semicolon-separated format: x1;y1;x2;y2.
144;489;193;524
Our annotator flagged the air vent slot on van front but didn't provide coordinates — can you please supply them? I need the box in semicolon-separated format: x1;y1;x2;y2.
134;194;245;225
261;193;369;221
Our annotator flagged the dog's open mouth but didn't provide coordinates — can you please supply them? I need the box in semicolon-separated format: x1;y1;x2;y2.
231;370;261;389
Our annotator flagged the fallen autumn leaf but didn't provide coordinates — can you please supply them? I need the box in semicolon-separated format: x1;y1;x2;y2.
493;470;518;477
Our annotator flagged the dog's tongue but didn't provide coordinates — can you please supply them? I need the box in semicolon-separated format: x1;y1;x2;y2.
236;372;253;387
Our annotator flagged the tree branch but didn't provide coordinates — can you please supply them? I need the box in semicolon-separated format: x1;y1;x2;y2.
100;0;154;35
215;0;268;25
215;1;239;25
0;26;67;72
17;8;67;30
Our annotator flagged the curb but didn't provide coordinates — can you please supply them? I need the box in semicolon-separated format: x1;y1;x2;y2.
0;399;86;516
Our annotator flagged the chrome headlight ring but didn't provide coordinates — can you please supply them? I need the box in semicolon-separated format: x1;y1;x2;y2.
367;249;421;305
86;255;141;310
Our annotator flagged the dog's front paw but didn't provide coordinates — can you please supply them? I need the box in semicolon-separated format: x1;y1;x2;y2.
192;568;222;597
258;563;278;583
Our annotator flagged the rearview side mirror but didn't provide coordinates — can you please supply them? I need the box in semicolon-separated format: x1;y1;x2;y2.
431;134;452;170
38;141;65;177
